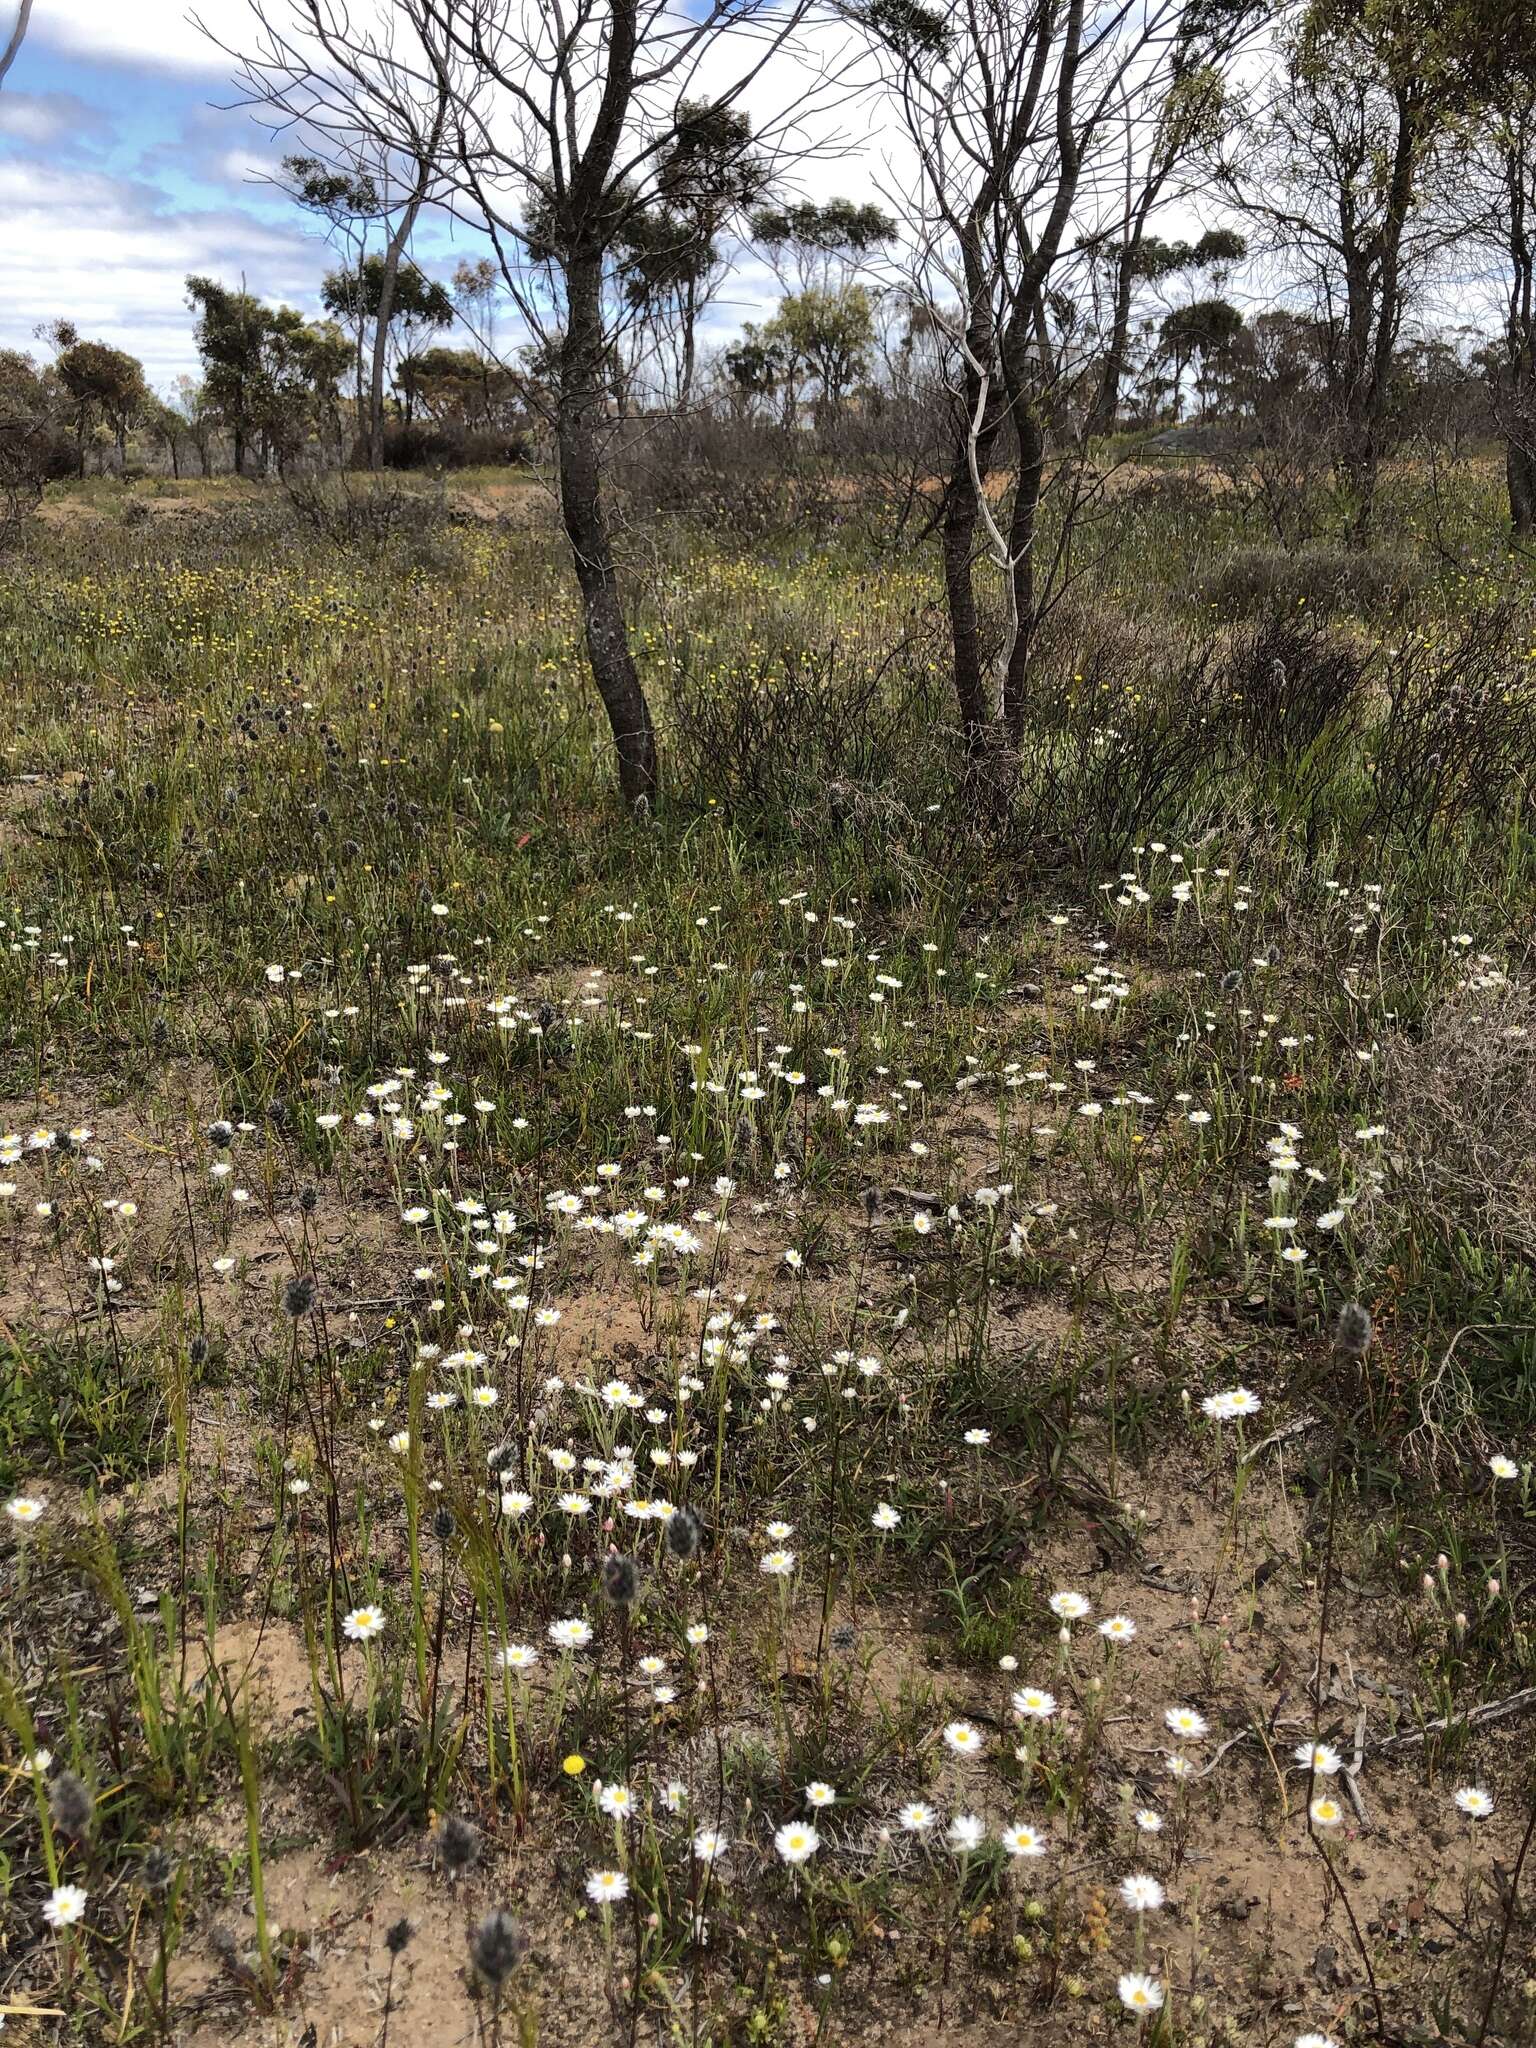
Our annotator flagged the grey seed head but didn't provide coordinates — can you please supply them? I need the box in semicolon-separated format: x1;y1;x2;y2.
470;1909;528;1985
1334;1301;1374;1357
436;1813;480;1877
601;1553;640;1607
49;1770;93;1840
281;1272;317;1319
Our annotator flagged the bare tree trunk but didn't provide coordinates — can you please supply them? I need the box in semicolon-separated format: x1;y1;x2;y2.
1088;241;1138;439
1502;215;1535;537
942;464;997;746
558;255;658;810
680;272;698;412
1509;429;1536;537
1001;388;1046;736
353;318;367;466
1339;423;1378;547
1339;87;1417;549
0;0;34;85
942;299;1008;750
369;212;414;472
369;106;446;471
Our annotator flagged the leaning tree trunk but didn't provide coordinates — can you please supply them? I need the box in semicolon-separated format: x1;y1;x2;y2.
557;256;659;811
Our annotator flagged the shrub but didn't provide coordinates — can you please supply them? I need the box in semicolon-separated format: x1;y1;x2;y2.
661;630;953;824
1014;634;1238;866
1223;614;1367;760
382;422;530;470
613;414;849;547
1379;975;1536;1271
283;471;461;551
1373;975;1536;1461
1198;542;1424;619
1363;606;1536;845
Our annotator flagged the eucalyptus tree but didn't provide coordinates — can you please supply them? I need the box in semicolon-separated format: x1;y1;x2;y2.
281;153;383;454
1080;1;1257;440
858;0;1200;749
1220;0;1536;545
1458;80;1536;534
224;0;845;810
271;98;451;473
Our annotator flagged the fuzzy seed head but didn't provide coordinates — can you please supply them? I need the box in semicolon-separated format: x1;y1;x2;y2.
281;1272;317;1319
601;1553;640;1607
49;1771;93;1841
666;1509;703;1562
470;1909;528;1985
1334;1301;1373;1357
436;1813;480;1877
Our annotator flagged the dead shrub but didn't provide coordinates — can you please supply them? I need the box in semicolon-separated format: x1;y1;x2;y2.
1377;974;1536;1273
1373;974;1536;1464
661;629;952;818
283;471;458;553
1199;542;1423;619
1364;608;1536;845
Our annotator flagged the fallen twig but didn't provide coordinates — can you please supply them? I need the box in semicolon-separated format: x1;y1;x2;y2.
1369;1686;1536;1755
1240;1414;1321;1465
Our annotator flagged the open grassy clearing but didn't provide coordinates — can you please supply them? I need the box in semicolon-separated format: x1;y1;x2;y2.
3;467;1536;2047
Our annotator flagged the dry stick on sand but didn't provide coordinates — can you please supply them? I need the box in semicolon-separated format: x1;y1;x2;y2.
1367;1686;1536;1756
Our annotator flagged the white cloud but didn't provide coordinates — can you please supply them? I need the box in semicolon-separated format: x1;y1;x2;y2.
33;0;251;75
0;159;323;383
9;3;1247;388
0;89;98;147
215;144;273;185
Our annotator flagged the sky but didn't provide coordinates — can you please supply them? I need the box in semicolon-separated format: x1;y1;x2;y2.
0;0;887;393
0;1;331;384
